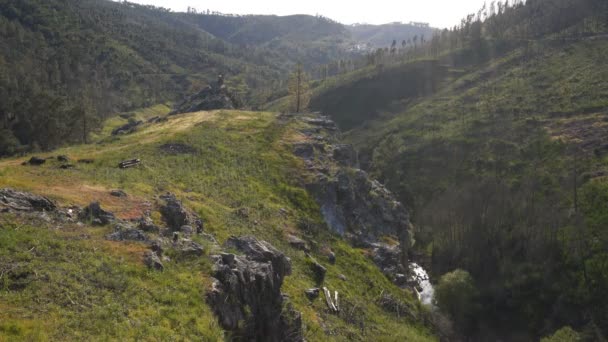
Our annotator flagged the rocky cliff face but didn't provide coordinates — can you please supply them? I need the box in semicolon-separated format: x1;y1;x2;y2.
207;236;303;342
288;114;414;282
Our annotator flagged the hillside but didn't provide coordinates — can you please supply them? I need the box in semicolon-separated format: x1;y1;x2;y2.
308;0;608;339
0;109;438;341
0;0;437;158
348;23;435;49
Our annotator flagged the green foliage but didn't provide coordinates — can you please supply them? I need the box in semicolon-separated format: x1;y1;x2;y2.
434;269;479;332
541;326;581;342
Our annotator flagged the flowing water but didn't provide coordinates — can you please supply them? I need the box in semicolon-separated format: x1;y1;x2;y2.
409;262;435;306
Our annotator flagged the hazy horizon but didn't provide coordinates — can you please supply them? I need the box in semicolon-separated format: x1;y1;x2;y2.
122;0;490;28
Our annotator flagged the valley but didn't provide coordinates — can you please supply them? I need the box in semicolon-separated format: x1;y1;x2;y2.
2;0;608;340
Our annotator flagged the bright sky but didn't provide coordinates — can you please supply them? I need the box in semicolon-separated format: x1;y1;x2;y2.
125;0;489;28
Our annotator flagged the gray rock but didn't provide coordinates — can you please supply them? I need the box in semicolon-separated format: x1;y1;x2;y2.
293;143;314;159
110;190;128;198
207;236;302;342
305;287;320;300
159;193;191;231
286;234;308;251
328;251;336;264
180;225;194;236
0;188;56;212
150;239;164;256
371;243;408;283
112;120;142;135
170;83;240;115
144;251;164;271
338;274;347;281
174;239;204;258
26;157;46;165
79;202;115;226
377;293;417;320
106;223;148;242
332;144;358;167
138;216;160;233
309;259;327;284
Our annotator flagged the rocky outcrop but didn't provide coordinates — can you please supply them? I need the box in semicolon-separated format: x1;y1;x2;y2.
0;188;56;212
159;193;194;232
106;223;148;242
144;251;164;271
170;79;240;115
79;202;116;226
207;236;303;342
112;120;142;135
292;114;414;284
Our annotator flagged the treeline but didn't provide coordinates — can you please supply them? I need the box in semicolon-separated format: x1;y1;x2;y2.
318;0;608;79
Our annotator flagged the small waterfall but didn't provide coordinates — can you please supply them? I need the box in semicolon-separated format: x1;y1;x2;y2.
409;262;435;306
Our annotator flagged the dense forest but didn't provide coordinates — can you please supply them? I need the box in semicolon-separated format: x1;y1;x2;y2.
309;0;608;340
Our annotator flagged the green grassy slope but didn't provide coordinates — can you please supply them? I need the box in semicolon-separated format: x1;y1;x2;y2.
0;109;436;341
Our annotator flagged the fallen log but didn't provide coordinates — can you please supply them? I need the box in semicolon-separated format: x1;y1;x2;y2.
334;290;340;312
322;286;338;313
118;159;141;169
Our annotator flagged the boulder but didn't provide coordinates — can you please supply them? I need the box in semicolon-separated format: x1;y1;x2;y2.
305;287;320;300
286;234;308;251
144;251;164;271
0;188;56;212
26;157;46;165
159;193;192;231
150;239;164;256
308;258;327;284
174;239;204;258
207;236;302;342
79;202;115;226
377;293;417;320
137;215;160;233
328;251;336;264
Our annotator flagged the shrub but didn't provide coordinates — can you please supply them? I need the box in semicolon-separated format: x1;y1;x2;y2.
434;269;479;332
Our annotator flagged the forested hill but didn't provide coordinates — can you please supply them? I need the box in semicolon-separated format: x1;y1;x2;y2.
348;22;435;49
308;0;608;340
0;0;433;157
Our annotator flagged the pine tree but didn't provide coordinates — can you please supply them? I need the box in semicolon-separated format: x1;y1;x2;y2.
288;63;310;113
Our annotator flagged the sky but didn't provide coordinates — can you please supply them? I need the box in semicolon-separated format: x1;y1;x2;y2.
125;0;489;29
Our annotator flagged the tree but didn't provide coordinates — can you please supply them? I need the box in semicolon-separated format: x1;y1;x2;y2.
434;269;479;333
288;63;310;113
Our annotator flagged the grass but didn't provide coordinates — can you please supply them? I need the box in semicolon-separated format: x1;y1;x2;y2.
0;108;436;341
